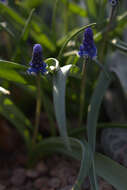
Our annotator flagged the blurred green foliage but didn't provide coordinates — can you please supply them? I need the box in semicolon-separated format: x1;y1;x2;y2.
1;0;127;189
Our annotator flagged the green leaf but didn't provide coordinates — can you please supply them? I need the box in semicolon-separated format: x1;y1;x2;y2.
41;89;56;136
73;139;92;190
31;31;56;52
53;64;72;148
89;160;99;190
57;23;96;59
0;94;32;146
86;65;113;189
110;38;127;53
0;2;25;26
13;9;35;61
94;11;127;42
21;8;35;41
0;60;41;86
35;137;127;190
95;153;127;190
51;0;59;42
45;58;60;73
0;60;27;84
69;123;127;138
0;60;47;86
61;0;87;17
21;0;43;9
0;2;55;51
35;137;92;190
0;22;15;37
68;3;87;17
86;65;112;152
116;11;127;31
0;60;59;87
85;0;97;19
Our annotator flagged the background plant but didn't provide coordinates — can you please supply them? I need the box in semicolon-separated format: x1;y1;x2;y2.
0;0;127;189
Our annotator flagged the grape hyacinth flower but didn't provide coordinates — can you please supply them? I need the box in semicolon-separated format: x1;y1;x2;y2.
78;27;97;60
109;0;118;7
27;44;47;75
0;0;6;3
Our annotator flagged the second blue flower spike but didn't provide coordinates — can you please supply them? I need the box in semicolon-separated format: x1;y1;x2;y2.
78;27;97;60
109;0;118;7
27;44;47;75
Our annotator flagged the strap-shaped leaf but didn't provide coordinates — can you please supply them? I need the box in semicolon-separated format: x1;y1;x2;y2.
0;94;32;146
95;153;127;190
36;138;127;190
110;38;127;53
0;22;14;37
0;60;27;84
0;2;55;51
89;160;99;190
86;66;113;189
85;0;97;19
20;8;35;41
53;64;72;148
61;0;87;17
87;65;112;153
0;60;42;85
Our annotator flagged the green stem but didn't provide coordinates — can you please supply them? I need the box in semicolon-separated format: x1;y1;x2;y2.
78;59;87;128
99;6;117;63
64;1;69;34
69;122;127;137
32;74;41;145
52;0;58;42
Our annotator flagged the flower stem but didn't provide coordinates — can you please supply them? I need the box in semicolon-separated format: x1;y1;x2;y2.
99;6;117;63
32;74;41;146
78;59;87;128
52;0;58;42
63;1;69;34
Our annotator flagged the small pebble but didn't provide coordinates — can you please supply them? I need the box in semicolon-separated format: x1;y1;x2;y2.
9;188;19;190
0;184;6;190
60;185;72;190
48;177;61;188
36;161;48;174
26;169;39;179
40;188;54;190
99;178;114;190
20;182;33;190
67;176;76;185
10;168;26;186
82;177;90;189
34;177;49;189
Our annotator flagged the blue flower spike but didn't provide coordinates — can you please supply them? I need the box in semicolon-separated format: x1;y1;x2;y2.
78;27;97;60
27;44;47;75
109;0;118;7
1;0;7;4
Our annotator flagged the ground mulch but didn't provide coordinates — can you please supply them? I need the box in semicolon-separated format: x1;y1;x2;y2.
0;152;114;190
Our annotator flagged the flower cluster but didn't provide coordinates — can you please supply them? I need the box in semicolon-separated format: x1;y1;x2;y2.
27;44;47;75
1;0;7;3
109;0;118;7
78;27;97;60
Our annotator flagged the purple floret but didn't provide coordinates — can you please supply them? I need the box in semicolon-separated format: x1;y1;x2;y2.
78;27;97;60
27;44;47;75
109;0;118;7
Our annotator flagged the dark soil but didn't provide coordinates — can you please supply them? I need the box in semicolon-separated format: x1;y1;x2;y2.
0;150;115;190
0;115;124;190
